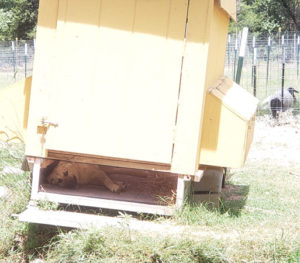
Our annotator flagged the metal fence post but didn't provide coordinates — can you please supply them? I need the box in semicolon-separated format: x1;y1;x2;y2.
266;36;271;90
11;41;16;79
233;38;238;80
235;27;248;85
251;36;256;86
281;35;285;111
24;43;28;78
297;36;300;79
253;47;257;97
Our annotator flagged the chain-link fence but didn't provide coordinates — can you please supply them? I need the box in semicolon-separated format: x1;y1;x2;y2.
225;32;300;115
0;40;35;89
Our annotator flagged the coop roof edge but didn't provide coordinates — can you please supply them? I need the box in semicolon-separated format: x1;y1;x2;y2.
208;77;259;121
218;0;237;21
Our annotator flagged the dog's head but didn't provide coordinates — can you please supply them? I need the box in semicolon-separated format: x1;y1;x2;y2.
43;161;78;188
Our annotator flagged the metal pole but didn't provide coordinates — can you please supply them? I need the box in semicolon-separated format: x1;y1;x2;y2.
12;41;16;79
227;34;231;67
281;36;285;111
253;47;257;97
297;36;300;79
251;36;256;86
235;27;248;84
233;38;238;80
294;33;296;59
266;37;271;89
24;43;28;78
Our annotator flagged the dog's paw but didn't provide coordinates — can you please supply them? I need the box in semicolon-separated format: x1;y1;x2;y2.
110;181;126;193
116;181;126;191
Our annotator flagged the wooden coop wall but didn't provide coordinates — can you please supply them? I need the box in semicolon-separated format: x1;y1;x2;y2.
200;93;255;168
27;0;188;165
199;77;258;168
0;77;32;143
26;0;234;176
219;0;236;21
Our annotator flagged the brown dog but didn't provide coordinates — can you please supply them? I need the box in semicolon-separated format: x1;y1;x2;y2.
41;160;126;193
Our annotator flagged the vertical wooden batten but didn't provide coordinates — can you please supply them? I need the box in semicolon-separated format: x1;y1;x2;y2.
171;0;214;175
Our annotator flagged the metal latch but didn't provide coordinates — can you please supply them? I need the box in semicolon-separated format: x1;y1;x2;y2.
37;117;58;134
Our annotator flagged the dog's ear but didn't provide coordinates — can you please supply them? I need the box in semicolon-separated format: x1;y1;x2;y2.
40;160;59;178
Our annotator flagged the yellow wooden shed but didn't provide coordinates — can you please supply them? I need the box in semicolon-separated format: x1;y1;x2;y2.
17;0;258;221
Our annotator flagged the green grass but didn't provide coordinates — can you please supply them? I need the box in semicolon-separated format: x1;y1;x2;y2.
0;142;299;262
45;228;228;263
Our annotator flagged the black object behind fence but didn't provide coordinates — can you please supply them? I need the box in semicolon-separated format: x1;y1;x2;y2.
225;32;300;115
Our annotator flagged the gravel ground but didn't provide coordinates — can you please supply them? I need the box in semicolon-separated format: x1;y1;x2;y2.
247;113;300;169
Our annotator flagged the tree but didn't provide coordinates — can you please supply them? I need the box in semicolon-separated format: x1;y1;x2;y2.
0;0;39;40
230;0;300;36
280;0;300;31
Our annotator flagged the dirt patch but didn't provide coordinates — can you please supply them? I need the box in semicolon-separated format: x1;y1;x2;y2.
247;114;300;168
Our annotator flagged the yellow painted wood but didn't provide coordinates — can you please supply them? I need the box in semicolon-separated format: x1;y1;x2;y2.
25;0;240;174
0;77;32;142
27;0;188;165
219;0;236;21
209;78;258;121
199;77;258;168
205;3;230;89
172;0;219;175
26;0;59;156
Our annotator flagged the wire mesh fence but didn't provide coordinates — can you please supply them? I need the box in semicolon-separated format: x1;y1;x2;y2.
0;40;35;89
0;34;300;116
225;32;300;115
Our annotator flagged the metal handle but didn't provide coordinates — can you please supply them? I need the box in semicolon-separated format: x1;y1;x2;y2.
40;117;58;128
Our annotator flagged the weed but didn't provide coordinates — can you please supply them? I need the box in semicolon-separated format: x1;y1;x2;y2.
37;200;59;211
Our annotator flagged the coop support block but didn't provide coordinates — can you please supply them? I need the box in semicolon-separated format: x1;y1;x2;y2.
30;158;41;200
175;175;192;210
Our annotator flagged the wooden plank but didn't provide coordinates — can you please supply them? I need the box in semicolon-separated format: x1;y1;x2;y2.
43;0;188;165
44;150;171;171
46;0;101;154
175;175;191;210
198;4;255;168
31;158;41;200
0;77;32;142
199;93;248;168
18;207;179;231
33;192;175;215
25;0;59;157
171;0;214;175
203;3;229;91
209;77;259;121
219;0;236;21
